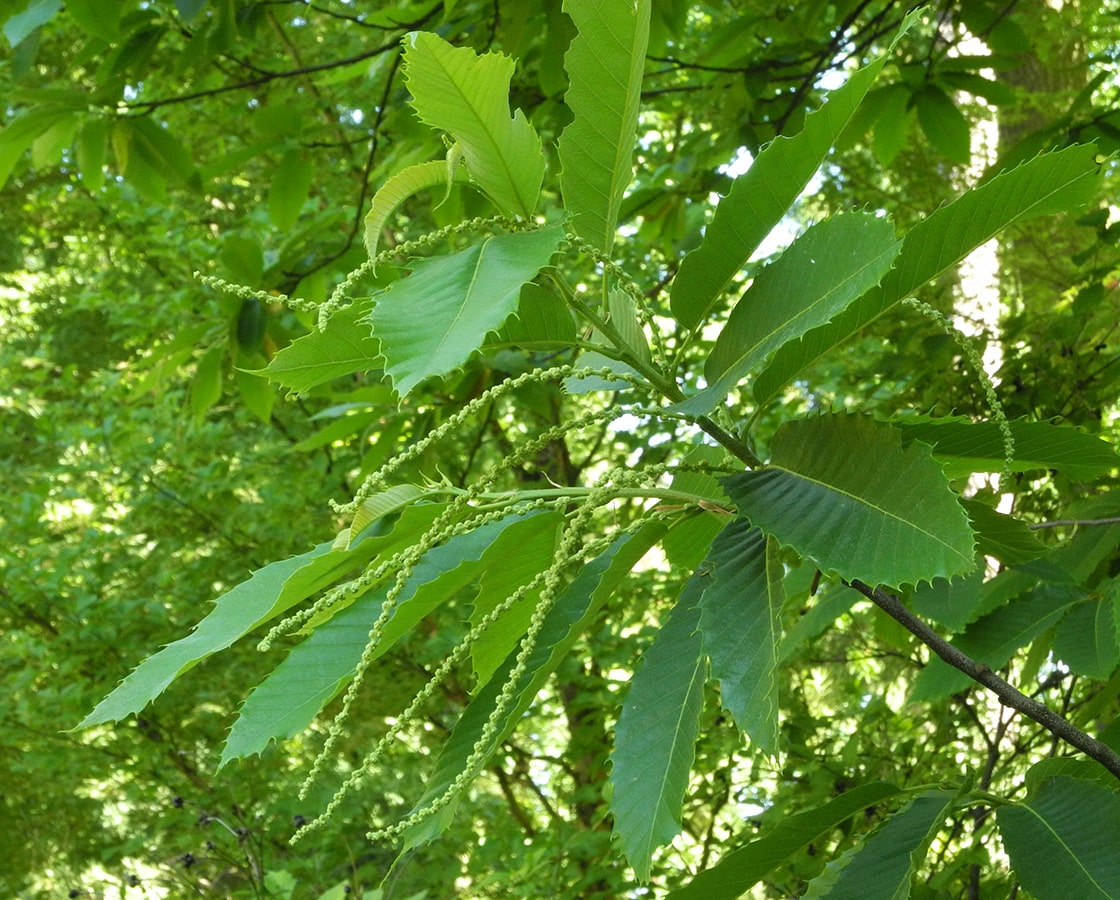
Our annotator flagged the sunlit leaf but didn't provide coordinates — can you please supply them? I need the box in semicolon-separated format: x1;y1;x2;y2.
557;0;650;252
369;225;564;397
668;11;919;330
363;157;469;266
265;299;379;393
403;31;544;217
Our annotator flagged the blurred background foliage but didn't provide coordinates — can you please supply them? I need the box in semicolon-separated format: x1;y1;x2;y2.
2;0;1119;897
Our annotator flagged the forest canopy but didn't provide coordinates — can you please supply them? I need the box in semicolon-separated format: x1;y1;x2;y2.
3;1;1120;898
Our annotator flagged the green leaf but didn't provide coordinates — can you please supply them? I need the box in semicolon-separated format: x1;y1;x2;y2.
189;344;225;421
722;414;975;588
666;782;903;900
676;213;900;415
909;567;984;632
363;157;469;266
610;577;706;881
802;790;955;899
395;525;666;853
221;512;541;764
896;417;1120;480
81;506;444;728
65;0;120;41
963;500;1047;565
998;777;1120;900
755;144;1103;406
80;541;337;727
909;584;1083;702
403;31;544;218
3;0;60;47
697;520;783;755
1053;597;1120;679
0;106;74;189
268;149;314;232
76;116;108;191
668;10;919;330
265;299;380;394
469;512;563;687
871;83;914;167
915;86;971;163
369;225;564;397
127;117;200;189
496;282;578;348
557;0;650;253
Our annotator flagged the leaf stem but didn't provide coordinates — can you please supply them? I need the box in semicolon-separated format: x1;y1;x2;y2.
848;579;1120;783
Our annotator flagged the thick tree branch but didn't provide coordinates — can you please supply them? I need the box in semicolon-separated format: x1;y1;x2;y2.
848;579;1120;782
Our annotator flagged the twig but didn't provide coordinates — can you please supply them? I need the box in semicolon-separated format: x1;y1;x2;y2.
848;579;1120;783
1027;517;1120;530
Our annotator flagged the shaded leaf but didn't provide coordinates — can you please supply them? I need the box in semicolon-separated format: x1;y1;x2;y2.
1053;597;1120;679
998;777;1120;900
369;225;564;397
803;790;955;899
666;782;902;900
909;567;984;632
722;414;975;588
896;416;1119;480
677;213;900;415
915;85;971;163
557;0;650;252
697;520;782;755
755;144;1103;406
403;31;544;217
964;499;1047;565
909;584;1083;702
611;577;706;881
668;11;919;330
268;149;314;232
396;524;667;852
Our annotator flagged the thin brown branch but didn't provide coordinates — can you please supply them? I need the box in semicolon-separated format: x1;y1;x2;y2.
848;579;1120;783
1027;517;1120;530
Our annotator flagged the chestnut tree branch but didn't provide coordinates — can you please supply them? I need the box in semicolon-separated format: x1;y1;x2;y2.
848;579;1120;783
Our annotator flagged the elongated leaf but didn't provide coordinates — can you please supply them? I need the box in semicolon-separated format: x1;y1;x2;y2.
676;213;899;415
963;499;1046;565
802;790;955;899
998;777;1120;900
667;782;902;900
611;577;706;881
668;10;918;330
396;525;667;853
755;144;1102;405
909;584;1083;702
363;157;469;266
915;85;971;163
369;225;564;397
1052;597;1120;679
722;414;975;588
697;520;782;755
81;541;335;727
495;282;578;348
268;149;313;231
221;512;547;764
265;299;379;393
909;567;985;632
896;416;1120;479
403;31;544;217
0;106;74;189
557;0;650;252
81;506;444;728
469;512;563;687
